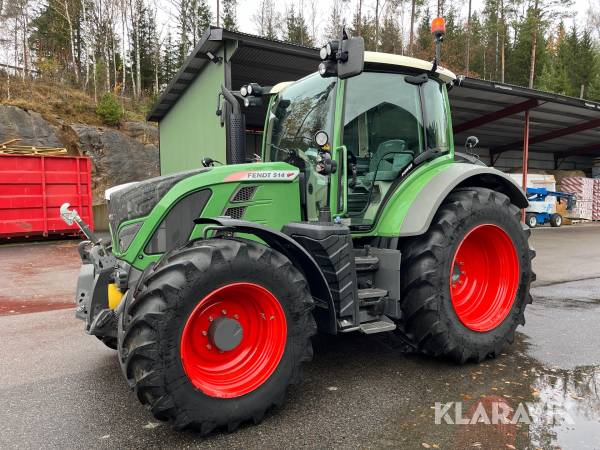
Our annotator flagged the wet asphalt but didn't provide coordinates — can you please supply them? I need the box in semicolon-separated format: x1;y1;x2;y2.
0;224;599;449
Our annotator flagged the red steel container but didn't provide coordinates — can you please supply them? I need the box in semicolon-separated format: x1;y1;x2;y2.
0;154;94;238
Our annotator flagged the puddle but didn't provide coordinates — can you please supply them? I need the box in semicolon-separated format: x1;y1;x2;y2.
530;366;600;449
531;278;600;305
0;298;74;316
357;334;600;449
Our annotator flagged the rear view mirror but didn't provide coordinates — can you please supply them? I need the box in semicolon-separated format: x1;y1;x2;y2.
338;37;364;79
319;32;364;80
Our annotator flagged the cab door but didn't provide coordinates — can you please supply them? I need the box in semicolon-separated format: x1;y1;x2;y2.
340;71;451;228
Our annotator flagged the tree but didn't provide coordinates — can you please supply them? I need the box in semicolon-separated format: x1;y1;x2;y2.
130;0;159;93
414;8;433;60
349;4;376;51
253;0;278;40
325;0;346;41
467;12;486;78
572;29;597;98
408;0;425;56
379;1;402;54
528;0;539;88
221;0;236;30
524;0;573;88
3;0;33;79
161;31;179;85
188;0;212;47
439;8;467;73
506;7;548;88
96;91;123;124
29;0;74;80
196;0;211;36
285;3;313;46
587;72;600;101
465;0;472;73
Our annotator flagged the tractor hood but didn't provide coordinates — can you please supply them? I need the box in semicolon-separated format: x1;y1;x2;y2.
108;162;302;269
107;168;211;242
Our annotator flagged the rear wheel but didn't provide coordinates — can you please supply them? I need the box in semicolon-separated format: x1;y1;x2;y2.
398;188;534;363
118;239;315;432
550;213;562;227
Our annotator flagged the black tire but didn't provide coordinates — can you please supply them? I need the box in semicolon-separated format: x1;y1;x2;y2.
96;335;117;350
550;213;562;227
118;239;315;433
525;213;537;228
398;187;534;363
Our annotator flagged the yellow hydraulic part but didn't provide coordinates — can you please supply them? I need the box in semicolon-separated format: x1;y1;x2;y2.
107;283;124;309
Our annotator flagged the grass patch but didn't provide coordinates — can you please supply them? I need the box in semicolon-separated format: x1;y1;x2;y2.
0;73;155;127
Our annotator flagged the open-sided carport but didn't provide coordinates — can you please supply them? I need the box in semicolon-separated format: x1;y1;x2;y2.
451;76;600;190
148;28;600;182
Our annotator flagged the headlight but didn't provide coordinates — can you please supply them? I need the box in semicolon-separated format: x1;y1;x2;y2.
319;45;328;60
118;222;142;253
319;61;337;77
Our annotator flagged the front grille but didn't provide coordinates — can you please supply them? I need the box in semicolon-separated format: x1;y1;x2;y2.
224;206;246;219
108;168;209;235
231;185;257;202
145;189;212;254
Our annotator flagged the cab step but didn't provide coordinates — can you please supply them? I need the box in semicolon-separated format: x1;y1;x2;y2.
355;255;379;272
359;317;397;334
357;287;388;306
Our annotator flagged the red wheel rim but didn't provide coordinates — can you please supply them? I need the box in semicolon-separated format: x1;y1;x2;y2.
450;224;520;332
180;282;287;398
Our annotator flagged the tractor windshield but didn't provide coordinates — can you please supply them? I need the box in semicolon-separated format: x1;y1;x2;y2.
264;74;337;166
264;74;337;220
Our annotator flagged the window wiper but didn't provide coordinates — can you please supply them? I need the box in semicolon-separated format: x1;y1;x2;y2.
413;147;447;166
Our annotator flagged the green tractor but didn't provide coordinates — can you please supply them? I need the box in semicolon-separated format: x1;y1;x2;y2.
61;21;534;433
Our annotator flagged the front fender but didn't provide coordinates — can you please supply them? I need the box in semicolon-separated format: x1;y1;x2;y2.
381;163;528;237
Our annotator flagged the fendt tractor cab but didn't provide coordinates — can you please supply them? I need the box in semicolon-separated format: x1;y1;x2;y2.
61;19;534;433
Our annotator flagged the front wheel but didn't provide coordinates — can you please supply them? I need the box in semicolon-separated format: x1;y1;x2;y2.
525;213;537;228
118;239;315;432
550;213;562;227
398;188;534;363
96;335;117;350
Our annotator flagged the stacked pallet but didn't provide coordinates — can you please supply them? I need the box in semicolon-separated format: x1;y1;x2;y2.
559;177;594;220
0;139;67;156
594;179;600;221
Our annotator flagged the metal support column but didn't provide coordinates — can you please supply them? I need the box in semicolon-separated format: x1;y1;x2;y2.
521;110;530;223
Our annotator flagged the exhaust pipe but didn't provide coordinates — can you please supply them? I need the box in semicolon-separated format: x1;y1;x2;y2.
220;85;246;164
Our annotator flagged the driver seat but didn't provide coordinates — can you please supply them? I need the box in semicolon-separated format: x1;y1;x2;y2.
364;139;414;182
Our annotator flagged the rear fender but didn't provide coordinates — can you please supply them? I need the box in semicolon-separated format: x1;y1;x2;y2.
397;164;528;237
194;218;337;334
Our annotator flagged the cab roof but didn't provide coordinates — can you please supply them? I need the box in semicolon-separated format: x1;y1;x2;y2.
269;53;456;95
364;51;456;83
